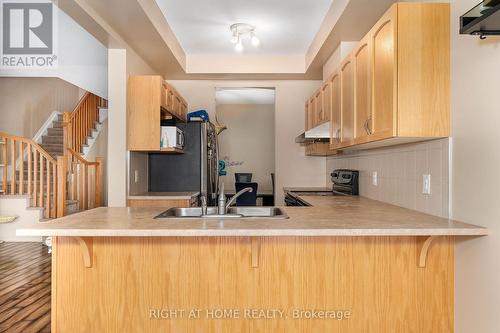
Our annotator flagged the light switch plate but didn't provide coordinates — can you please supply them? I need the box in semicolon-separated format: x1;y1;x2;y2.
422;174;431;194
134;170;139;183
372;171;378;186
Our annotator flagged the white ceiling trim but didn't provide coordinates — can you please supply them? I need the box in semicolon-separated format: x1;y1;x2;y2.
216;88;275;105
186;54;305;74
305;0;350;69
137;0;186;70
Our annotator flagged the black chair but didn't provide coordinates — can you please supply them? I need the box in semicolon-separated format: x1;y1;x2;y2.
235;173;252;183
235;182;258;206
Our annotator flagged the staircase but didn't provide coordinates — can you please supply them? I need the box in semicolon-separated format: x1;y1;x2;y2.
0;92;106;220
41;114;64;158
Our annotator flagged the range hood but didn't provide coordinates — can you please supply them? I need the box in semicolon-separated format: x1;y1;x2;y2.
295;122;330;143
460;0;500;38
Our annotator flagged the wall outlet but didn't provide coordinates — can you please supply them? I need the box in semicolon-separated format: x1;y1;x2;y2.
422;174;431;194
134;170;139;183
372;171;378;186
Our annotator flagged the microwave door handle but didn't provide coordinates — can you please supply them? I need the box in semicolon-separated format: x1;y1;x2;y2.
179;131;185;146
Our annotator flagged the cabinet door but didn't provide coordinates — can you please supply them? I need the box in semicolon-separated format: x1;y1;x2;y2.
310;97;317;128
322;81;331;122
353;36;372;143
340;56;354;146
371;6;397;139
330;71;341;149
315;90;323;125
127;76;161;150
305;102;310;130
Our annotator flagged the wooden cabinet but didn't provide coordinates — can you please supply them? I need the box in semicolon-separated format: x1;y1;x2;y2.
303;3;450;154
321;81;331;123
370;5;397;141
127;76;162;151
163;82;187;123
127;76;188;152
127;197;198;208
353;35;372;144
340;56;354;147
329;71;341;149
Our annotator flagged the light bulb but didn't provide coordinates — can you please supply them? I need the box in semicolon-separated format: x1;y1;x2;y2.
235;39;244;52
251;34;260;47
230;31;238;44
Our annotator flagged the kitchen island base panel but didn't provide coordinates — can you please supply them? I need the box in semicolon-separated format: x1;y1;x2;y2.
52;236;453;333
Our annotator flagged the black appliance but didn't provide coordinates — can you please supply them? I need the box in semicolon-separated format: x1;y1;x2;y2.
149;122;219;205
284;169;359;206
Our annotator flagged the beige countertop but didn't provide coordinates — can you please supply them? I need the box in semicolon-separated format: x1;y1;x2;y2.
128;192;199;200
17;195;487;237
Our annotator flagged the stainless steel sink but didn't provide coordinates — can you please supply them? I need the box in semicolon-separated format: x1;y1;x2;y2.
154;207;289;219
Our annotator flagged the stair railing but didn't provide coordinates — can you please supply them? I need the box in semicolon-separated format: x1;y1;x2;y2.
62;92;106;154
0;132;58;219
57;148;102;216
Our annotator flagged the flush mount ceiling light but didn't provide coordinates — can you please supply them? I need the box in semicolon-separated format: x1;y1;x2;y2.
229;23;260;52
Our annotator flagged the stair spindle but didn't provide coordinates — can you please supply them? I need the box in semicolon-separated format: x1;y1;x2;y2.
46;158;50;219
33;150;38;206
2;138;7;194
27;144;32;197
19;141;24;195
11;139;15;194
39;155;44;209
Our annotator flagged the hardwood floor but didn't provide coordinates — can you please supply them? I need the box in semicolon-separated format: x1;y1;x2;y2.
0;242;51;333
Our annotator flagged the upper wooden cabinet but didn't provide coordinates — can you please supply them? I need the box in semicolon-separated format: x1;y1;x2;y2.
370;5;397;141
330;71;342;149
305;3;450;153
340;56;354;147
321;80;331;123
128;75;188;151
353;35;372;144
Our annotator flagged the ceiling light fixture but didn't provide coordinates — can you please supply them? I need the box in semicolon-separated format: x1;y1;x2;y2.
229;23;260;52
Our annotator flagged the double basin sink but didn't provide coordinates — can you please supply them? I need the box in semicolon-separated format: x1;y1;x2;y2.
154;207;289;219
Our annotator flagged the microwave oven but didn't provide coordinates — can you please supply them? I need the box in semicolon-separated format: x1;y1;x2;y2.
161;126;185;149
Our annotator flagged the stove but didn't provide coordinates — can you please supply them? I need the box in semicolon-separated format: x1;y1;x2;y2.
284;169;359;206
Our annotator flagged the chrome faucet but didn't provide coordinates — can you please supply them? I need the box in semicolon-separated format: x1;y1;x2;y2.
200;195;207;216
217;182;253;215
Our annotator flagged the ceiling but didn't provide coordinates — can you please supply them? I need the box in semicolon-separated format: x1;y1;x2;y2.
216;88;275;105
155;0;333;55
58;0;396;79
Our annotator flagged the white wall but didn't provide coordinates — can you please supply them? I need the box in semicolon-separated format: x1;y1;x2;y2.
0;77;82;137
0;4;108;98
107;49;127;207
451;1;500;332
217;104;275;193
168;80;326;204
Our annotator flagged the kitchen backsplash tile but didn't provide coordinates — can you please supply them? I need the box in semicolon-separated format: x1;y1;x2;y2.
326;139;450;218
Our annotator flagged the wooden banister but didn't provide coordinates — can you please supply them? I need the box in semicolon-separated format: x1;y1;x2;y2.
0;132;58;219
63;93;102;154
64;148;103;212
1;92;106;220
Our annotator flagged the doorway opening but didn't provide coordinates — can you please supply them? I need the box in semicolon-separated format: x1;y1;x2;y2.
215;87;276;206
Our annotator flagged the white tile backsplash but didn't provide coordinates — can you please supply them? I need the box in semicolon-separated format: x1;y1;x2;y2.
326;139;450;218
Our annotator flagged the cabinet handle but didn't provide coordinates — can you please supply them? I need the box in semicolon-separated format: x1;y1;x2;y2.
367;115;373;135
336;128;341;142
364;119;369;135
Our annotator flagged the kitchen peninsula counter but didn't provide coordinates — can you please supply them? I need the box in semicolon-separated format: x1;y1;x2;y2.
18;196;486;237
19;197;486;333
